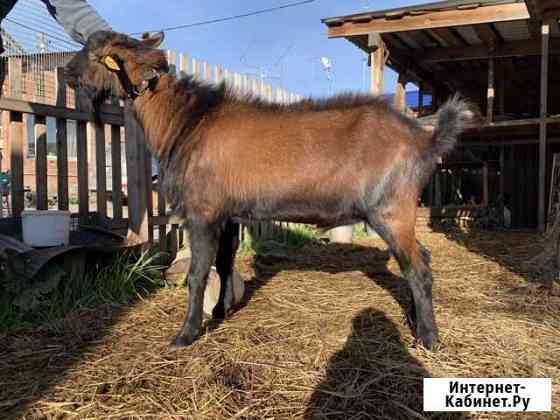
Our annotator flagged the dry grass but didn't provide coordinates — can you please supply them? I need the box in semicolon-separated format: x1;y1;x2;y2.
1;229;559;419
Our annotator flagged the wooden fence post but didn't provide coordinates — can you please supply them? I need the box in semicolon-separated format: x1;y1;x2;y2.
538;22;550;232
55;67;69;210
179;54;189;78
35;116;48;210
110;125;123;219
75;90;89;220
124;101;150;245
9;111;24;216
95;123;107;219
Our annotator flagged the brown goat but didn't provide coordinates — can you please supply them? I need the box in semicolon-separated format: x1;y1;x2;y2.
66;31;474;349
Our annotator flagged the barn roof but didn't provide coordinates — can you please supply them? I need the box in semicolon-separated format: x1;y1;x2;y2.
321;0;560;98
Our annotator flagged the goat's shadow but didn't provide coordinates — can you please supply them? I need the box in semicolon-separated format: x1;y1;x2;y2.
304;308;468;419
209;226;415;336
206;226;468;419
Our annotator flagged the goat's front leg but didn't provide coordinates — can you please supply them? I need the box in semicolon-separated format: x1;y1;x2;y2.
173;223;219;347
213;220;240;319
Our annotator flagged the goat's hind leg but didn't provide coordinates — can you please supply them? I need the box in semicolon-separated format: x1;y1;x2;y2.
173;222;220;347
213;220;240;319
370;212;438;349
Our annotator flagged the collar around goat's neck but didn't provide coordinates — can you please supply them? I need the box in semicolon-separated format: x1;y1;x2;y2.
113;63;162;101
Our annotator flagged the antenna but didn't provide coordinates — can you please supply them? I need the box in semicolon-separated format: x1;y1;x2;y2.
320;56;333;95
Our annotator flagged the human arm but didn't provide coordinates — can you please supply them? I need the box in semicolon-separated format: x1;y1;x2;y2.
40;0;111;45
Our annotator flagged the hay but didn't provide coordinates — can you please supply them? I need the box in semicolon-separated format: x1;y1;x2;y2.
1;230;559;419
523;211;560;289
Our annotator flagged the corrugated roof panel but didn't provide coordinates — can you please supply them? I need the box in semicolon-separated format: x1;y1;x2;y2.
456;25;484;45
322;0;520;25
395;31;422;49
494;20;530;41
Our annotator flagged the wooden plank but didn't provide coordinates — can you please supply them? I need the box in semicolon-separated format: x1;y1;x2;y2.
157;165;167;254
9;112;24;216
203;61;211;81
110;125;123;220
499;146;505;201
0;97;123;125
394;74;406;111
538;23;550;232
76;120;89;218
498;60;506;116
166;50;177;76
327;3;530;37
55;67;69;210
486;56;495;123
400;38;560;63
95;123;107;219
124;101;149;244
1;111;10;171
215;65;222;83
34;116;48;210
192;58;200;79
179;54;189;78
482;162;489;206
145;146;154;244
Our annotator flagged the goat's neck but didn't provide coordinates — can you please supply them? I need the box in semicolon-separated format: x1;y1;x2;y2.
131;73;183;159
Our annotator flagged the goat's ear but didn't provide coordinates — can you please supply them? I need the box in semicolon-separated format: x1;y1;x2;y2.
141;31;164;48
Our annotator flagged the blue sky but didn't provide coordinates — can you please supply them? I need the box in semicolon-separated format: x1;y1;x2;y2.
84;0;422;97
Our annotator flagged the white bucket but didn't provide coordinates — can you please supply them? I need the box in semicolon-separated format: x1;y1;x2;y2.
329;225;353;244
21;210;71;247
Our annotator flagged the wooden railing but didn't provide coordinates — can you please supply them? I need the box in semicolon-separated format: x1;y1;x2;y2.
0;50;304;252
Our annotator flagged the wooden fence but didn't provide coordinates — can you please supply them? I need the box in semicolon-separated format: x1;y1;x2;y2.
0;49;304;253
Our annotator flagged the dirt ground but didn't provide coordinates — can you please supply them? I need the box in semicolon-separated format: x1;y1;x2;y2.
1;229;559;419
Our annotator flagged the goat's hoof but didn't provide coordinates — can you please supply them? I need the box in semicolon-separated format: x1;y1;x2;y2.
418;329;439;350
171;332;200;348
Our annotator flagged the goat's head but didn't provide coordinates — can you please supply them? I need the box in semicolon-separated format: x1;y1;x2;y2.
65;31;167;104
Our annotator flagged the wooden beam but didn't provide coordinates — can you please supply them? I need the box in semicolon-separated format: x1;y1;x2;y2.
327;3;530;37
369;34;385;95
499;146;505;201
394;74;406;111
473;24;500;47
402;38;560;62
538;22;550;232
498;60;506;115
482;162;489;206
487;57;495;123
524;0;542;39
0;97;123;125
524;0;542;20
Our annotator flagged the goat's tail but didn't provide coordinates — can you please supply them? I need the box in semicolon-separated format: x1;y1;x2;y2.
427;94;475;160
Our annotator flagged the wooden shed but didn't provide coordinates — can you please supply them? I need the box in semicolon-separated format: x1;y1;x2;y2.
322;0;560;229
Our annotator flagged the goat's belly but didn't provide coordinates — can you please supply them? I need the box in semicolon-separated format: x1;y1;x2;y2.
230;195;363;227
